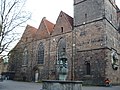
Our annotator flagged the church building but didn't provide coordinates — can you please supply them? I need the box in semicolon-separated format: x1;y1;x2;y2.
8;0;120;85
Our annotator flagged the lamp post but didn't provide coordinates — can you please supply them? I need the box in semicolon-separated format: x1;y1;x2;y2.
47;37;51;79
30;40;34;81
53;38;58;80
71;24;77;81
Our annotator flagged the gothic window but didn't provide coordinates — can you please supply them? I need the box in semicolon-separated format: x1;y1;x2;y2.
58;38;66;63
85;61;91;75
38;42;44;64
23;48;28;65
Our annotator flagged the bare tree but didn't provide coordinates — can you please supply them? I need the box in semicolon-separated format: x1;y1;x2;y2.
0;0;31;54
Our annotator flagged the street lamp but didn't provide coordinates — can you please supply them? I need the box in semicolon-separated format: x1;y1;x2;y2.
53;38;58;79
71;25;77;81
47;37;51;79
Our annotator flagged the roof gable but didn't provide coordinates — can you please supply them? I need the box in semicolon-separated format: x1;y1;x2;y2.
52;11;73;36
35;17;54;40
63;12;73;26
12;25;37;52
20;25;37;43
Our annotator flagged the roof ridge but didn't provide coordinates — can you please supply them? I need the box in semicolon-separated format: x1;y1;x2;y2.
42;18;50;35
26;24;37;30
60;11;73;27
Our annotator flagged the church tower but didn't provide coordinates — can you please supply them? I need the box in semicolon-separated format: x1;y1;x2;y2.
74;0;120;85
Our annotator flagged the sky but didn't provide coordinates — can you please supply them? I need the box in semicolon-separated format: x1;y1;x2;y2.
3;0;120;55
25;0;73;28
25;0;120;28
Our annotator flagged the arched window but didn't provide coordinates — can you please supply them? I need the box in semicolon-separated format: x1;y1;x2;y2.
23;48;28;65
58;38;66;63
38;42;44;64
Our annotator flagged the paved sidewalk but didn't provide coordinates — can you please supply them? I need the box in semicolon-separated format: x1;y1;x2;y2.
82;86;120;90
0;80;42;90
0;80;120;90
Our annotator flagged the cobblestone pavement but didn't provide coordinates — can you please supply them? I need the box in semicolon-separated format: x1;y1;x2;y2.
82;86;120;90
0;80;120;90
0;80;42;90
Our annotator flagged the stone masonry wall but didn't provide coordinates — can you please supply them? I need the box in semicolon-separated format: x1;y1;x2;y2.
74;20;106;51
74;0;104;26
74;48;107;85
105;49;120;84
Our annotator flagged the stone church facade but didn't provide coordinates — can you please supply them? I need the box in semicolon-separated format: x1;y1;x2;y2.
8;0;120;85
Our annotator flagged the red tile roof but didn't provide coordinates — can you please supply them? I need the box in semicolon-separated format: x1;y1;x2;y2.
14;11;73;47
26;25;37;36
35;17;54;40
19;25;37;43
51;11;73;36
43;18;55;34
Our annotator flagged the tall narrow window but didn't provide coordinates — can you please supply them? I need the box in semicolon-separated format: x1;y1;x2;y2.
85;61;91;75
85;14;87;19
110;14;112;22
23;48;28;65
85;13;87;23
61;27;63;33
38;42;44;64
119;22;120;32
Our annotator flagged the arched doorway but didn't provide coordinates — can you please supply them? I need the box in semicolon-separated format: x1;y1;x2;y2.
32;66;39;82
35;70;39;82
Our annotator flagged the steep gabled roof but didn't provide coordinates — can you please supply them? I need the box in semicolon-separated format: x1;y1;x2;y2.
62;11;73;27
10;25;37;53
35;17;54;40
43;18;55;34
21;25;37;42
52;11;73;36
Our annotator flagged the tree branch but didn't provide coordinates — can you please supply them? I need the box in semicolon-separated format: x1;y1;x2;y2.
0;0;31;54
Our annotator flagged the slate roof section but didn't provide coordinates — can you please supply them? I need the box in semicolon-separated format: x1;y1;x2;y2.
13;11;73;47
61;11;73;27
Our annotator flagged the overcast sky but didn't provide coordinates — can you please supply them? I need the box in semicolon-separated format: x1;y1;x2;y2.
3;0;120;55
25;0;120;28
25;0;73;28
